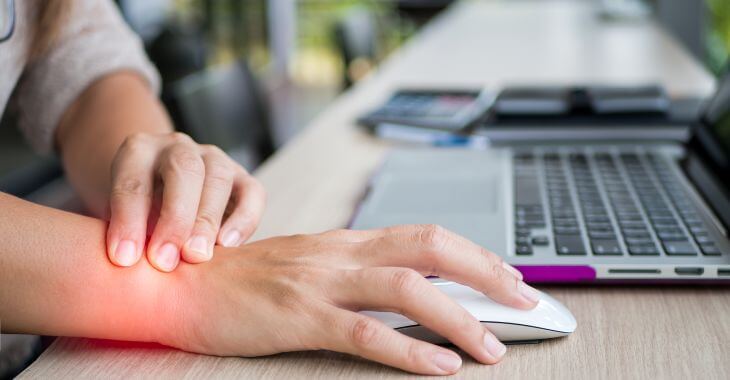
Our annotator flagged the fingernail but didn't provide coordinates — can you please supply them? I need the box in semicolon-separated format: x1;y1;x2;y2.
519;281;541;304
502;261;523;280
154;243;180;272
483;333;506;360
186;235;211;259
432;351;461;373
221;229;241;247
114;240;138;267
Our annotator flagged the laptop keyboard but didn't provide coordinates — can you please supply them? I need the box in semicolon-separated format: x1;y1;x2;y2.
513;151;722;257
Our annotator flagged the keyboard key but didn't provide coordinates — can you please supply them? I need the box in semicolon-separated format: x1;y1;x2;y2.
647;210;673;218
689;226;708;236
516;220;546;229
628;245;660;256
588;230;616;239
662;241;697;256
585;216;611;224
553;219;579;227
516;220;545;228
654;226;683;234
616;214;643;222
515;228;531;237
699;243;721;256
619;220;645;229
591;240;622;255
657;231;687;241
684;219;704;228
625;237;654;245
694;235;715;245
555;235;587;255
622;228;651;238
551;209;576;217
531;236;550;246
586;222;612;230
516;245;533;256
554;226;581;235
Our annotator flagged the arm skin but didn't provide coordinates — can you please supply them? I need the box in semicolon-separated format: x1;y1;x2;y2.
55;71;266;272
56;71;173;218
0;192;164;341
0;191;539;375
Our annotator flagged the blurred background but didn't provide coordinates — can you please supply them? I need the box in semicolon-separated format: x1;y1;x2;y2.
0;0;728;209
0;1;728;377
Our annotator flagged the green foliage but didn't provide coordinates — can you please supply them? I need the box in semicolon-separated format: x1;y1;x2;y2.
707;0;730;74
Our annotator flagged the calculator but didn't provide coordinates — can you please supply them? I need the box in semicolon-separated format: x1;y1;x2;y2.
358;89;495;132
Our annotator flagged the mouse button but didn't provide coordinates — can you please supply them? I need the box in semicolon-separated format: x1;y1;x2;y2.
531;297;577;333
427;277;455;286
395;326;449;345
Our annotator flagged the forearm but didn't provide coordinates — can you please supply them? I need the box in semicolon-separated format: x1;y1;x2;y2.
56;72;173;218
0;193;165;342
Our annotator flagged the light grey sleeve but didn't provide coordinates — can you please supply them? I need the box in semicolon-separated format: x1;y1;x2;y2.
15;0;161;155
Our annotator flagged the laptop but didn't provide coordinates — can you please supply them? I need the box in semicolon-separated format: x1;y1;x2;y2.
350;72;730;283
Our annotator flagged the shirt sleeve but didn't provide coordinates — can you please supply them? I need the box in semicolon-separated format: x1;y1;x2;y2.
15;0;161;155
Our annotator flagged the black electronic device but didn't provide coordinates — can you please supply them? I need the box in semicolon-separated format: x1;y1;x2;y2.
357;89;495;132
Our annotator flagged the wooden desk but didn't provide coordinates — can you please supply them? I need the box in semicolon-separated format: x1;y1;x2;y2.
21;1;728;378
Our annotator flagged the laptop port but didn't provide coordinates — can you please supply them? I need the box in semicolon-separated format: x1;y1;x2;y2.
674;267;704;275
718;268;730;276
608;269;660;274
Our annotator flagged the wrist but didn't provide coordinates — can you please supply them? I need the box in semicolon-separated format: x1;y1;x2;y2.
148;254;211;350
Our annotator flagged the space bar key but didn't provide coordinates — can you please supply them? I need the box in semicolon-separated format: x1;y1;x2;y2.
555;235;587;255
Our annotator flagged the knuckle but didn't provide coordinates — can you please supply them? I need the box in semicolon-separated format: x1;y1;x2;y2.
388;268;422;298
122;132;150;149
456;310;478;334
205;162;235;187
201;144;227;157
349;317;379;349
166;149;205;177
159;207;191;230
417;224;449;251
405;341;422;367
114;134;149;168
196;210;221;232
111;177;150;198
480;246;502;266
170;132;193;144
485;259;510;284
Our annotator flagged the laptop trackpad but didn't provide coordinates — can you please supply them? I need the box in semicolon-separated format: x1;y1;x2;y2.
370;175;497;214
350;148;509;252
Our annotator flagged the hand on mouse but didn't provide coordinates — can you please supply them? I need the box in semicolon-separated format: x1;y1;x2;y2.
105;132;266;272
155;225;540;376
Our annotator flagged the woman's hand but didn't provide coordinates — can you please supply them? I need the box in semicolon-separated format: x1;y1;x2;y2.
158;225;540;376
106;132;266;272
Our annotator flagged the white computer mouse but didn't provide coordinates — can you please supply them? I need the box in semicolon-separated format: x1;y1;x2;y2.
361;278;577;343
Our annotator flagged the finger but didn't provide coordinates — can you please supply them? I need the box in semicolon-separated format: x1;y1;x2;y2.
182;147;235;263
313;226;412;244
334;267;506;365
218;169;266;247
148;143;205;272
321;307;463;375
316;227;524;280
106;135;156;267
358;224;538;309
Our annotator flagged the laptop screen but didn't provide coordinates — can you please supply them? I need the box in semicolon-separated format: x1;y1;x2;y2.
685;67;730;230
